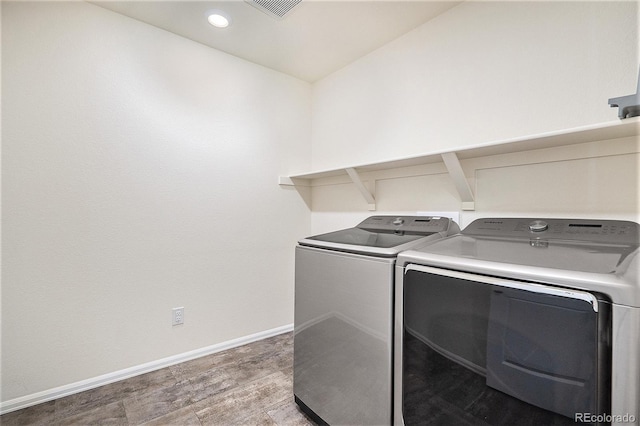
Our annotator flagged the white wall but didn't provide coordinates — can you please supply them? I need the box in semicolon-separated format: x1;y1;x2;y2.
1;1;311;403
310;1;639;232
312;1;637;169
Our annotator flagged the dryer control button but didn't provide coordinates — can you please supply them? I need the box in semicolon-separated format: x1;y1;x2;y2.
393;217;405;226
529;220;548;232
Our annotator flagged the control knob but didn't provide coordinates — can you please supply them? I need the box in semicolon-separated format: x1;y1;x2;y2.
529;220;548;232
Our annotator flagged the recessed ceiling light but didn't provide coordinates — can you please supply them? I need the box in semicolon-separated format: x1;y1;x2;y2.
207;10;231;28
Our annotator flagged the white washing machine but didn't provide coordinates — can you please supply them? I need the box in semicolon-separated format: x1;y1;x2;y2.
394;218;640;425
294;215;459;426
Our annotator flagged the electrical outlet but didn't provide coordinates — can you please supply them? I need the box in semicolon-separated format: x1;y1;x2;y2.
172;307;184;326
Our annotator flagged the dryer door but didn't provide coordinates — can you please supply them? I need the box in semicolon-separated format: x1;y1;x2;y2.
400;265;611;425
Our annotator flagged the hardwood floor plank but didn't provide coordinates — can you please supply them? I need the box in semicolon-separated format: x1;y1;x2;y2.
0;332;305;426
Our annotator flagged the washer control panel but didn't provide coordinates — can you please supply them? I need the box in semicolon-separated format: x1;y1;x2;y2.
464;218;640;244
358;216;454;235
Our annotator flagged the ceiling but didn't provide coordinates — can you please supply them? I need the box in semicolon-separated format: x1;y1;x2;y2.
92;0;462;82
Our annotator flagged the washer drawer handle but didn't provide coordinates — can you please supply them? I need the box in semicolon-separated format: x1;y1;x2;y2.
404;264;600;312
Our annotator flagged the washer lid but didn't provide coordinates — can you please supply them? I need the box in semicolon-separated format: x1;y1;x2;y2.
405;234;638;274
397;218;640;306
302;227;427;248
298;216;455;257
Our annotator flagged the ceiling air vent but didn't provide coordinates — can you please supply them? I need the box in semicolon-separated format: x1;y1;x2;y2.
244;0;302;20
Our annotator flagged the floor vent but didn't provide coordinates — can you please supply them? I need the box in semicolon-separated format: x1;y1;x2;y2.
245;0;302;20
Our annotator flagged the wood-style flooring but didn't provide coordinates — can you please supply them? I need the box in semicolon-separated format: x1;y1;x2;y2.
1;332;315;425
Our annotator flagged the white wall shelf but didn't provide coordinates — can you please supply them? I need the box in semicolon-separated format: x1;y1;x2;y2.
280;117;640;210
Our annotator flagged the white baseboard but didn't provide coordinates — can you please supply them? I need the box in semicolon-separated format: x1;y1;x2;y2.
0;323;293;415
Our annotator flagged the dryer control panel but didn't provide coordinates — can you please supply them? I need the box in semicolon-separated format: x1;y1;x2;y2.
464;218;640;244
357;216;455;235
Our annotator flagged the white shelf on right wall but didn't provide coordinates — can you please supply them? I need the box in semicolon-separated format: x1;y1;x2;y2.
280;117;640;211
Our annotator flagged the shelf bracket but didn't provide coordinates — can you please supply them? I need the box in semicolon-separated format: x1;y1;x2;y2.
278;176;296;186
441;152;475;211
278;176;312;209
346;168;376;210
